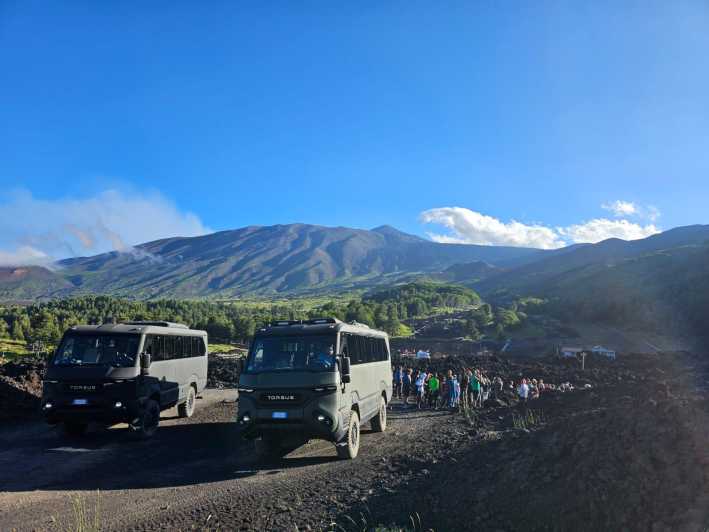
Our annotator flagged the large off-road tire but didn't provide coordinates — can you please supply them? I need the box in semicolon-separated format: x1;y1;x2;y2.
63;422;88;438
178;385;196;418
336;409;360;460
130;399;160;439
371;395;387;433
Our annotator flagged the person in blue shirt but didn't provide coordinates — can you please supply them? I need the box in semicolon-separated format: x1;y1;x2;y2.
402;368;412;406
393;366;403;399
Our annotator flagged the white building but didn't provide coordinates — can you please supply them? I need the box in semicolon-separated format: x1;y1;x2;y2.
591;345;617;359
560;346;584;358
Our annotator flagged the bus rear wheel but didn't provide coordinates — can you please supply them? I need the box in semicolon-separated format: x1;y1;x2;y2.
336;410;360;460
371;395;387;432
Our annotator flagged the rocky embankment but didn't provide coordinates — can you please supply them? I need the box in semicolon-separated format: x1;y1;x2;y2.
0;354;241;420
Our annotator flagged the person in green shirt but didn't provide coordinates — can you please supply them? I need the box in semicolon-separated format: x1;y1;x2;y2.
470;370;482;408
427;374;440;408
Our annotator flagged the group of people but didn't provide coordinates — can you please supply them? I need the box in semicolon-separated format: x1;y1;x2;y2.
392;366;551;410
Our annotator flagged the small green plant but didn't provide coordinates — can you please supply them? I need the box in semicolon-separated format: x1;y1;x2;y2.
512;409;545;430
331;507;431;532
459;400;478;427
51;491;101;532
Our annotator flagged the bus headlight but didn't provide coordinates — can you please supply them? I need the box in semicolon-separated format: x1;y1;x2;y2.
314;412;332;426
239;413;252;424
44;402;53;410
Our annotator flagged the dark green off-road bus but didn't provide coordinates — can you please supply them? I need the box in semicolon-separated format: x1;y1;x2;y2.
41;321;208;438
237;318;392;459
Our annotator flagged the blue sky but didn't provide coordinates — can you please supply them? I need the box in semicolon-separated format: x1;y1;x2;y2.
1;2;708;262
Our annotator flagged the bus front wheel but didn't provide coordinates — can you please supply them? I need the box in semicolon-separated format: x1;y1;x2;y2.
336;410;360;459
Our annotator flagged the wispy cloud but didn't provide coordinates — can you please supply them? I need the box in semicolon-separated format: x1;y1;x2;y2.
602;200;638;217
602;200;661;222
0;188;212;266
558;218;660;244
0;246;51;267
421;207;660;249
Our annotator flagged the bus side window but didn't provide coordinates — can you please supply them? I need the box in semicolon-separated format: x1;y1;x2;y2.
377;338;387;361
198;337;206;356
146;335;160;361
190;337;198;357
366;337;375;363
175;336;184;359
353;335;363;365
165;336;175;360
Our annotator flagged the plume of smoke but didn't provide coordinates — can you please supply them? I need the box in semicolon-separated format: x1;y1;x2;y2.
0;188;211;266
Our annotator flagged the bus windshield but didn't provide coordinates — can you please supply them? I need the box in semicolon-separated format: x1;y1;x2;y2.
245;335;337;373
54;334;140;368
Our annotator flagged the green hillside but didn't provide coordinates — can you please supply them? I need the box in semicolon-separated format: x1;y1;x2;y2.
0;224;542;301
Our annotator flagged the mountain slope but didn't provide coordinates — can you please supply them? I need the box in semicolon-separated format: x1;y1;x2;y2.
475;225;709;338
34;223;544;299
476;225;709;296
0;267;74;301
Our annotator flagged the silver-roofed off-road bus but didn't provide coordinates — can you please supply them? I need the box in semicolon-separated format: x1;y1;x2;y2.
42;321;208;438
237;318;392;459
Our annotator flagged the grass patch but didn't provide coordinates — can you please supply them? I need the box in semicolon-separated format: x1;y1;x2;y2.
51;491;101;532
331;508;431;532
0;338;31;361
512;409;545;430
459;401;478;427
208;342;246;354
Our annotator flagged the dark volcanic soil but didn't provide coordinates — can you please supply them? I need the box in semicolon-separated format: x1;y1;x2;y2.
1;351;709;531
0;357;45;420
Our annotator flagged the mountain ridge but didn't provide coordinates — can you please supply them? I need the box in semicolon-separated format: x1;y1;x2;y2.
4;223;543;300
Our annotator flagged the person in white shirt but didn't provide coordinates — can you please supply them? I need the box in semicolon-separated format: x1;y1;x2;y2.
517;378;529;405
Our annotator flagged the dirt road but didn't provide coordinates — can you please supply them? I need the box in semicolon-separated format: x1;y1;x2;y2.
0;389;458;531
4;352;709;531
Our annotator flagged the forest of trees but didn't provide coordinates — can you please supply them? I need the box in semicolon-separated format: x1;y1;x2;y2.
0;282;493;347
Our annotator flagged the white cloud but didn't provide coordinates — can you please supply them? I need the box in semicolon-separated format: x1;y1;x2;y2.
645;205;661;222
0;188;212;265
0;246;51;267
602;200;661;222
602;200;638;217
421;207;661;249
558;218;660;244
420;208;566;249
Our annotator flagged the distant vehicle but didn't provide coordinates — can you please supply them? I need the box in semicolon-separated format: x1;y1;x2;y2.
416;349;431;359
237;318;392;459
42;321;208;438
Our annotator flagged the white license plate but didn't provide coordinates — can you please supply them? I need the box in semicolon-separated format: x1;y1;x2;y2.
72;399;88;406
271;411;288;419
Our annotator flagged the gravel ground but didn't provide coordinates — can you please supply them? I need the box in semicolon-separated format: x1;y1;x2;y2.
2;352;709;531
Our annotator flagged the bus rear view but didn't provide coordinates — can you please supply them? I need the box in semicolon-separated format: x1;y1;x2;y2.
237;318;392;459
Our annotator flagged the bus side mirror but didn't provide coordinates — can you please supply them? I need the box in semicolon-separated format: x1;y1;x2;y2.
341;356;351;384
140;352;151;374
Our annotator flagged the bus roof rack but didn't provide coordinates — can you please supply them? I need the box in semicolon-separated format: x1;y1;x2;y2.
269;318;341;327
122;321;189;329
270;320;303;327
306;318;340;325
